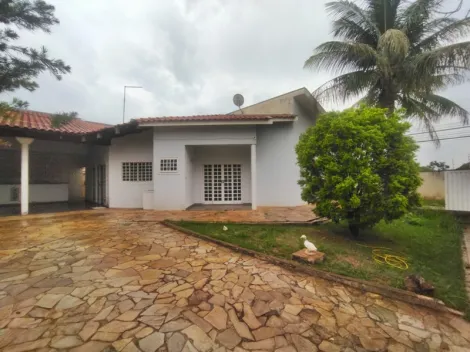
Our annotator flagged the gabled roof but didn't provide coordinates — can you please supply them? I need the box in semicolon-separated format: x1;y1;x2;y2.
0;110;110;134
136;114;296;125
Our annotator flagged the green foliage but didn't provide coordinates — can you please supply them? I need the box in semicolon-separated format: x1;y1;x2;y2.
427;160;450;171
304;0;470;139
0;0;70;116
403;212;423;226
0;0;70;94
0;97;28;118
50;111;78;128
296;105;422;236
419;165;433;172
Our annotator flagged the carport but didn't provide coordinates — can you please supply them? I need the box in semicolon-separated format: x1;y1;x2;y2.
0;110;115;215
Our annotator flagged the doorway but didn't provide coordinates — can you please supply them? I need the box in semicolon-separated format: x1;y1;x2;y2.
89;164;107;206
203;164;242;204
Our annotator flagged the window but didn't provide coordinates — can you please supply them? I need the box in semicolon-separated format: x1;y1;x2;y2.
122;162;152;181
160;158;178;173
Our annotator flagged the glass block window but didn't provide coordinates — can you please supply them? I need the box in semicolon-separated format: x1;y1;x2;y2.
160;158;178;173
122;162;152;181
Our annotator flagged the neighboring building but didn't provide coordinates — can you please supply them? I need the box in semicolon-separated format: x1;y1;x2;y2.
0;87;323;214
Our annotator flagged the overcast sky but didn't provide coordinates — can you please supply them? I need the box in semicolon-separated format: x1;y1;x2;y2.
1;0;469;166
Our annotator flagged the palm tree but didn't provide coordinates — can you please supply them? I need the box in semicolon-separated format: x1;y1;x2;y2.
304;0;470;137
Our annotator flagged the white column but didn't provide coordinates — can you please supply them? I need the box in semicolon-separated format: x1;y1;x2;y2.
251;144;257;210
16;137;34;215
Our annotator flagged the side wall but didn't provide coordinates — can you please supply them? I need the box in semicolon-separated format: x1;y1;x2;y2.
108;130;153;208
255;102;315;206
153;126;256;210
419;172;445;200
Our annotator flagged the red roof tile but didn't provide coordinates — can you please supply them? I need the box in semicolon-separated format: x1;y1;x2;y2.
136;114;296;123
0;110;110;134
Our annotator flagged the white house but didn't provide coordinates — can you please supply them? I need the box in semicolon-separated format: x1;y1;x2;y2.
0;87;323;215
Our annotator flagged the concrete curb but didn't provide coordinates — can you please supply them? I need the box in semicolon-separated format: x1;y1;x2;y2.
162;220;464;318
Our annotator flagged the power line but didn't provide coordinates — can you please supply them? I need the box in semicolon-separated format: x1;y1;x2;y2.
407;125;470;136
415;134;470;143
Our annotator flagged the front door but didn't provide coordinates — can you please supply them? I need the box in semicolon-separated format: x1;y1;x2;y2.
90;164;106;206
204;164;242;204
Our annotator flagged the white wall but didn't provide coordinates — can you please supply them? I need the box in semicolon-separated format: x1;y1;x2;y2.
190;145;251;205
0;184;68;205
108;130;153;208
153;126;256;210
256;102;315;206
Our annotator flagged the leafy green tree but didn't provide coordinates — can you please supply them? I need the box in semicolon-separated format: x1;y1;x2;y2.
0;0;70;112
296;105;421;237
304;0;470;138
427;160;450;171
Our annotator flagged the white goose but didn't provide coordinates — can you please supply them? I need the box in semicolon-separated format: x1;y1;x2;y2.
300;235;317;253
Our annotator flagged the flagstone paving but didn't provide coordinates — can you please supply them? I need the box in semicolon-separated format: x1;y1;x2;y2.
0;213;468;352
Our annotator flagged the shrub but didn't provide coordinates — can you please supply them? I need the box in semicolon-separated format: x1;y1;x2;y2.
296;106;421;236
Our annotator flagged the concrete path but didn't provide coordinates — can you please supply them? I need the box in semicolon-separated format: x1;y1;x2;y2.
0;205;318;224
0;213;468;352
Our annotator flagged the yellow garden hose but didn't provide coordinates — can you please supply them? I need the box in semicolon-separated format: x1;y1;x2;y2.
358;245;409;270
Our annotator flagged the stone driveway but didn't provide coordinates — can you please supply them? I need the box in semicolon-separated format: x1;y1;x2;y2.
0;213;468;352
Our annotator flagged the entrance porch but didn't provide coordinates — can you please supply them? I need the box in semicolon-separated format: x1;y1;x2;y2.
185;145;256;209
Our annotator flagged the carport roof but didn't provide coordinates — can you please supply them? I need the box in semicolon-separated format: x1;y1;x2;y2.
0;110;110;134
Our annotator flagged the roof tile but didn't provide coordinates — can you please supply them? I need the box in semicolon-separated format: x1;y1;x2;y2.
0;110;110;134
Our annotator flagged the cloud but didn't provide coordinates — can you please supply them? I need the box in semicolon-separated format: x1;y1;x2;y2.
0;0;334;124
0;0;469;166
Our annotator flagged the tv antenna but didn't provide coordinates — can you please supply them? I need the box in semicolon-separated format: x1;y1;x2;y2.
233;93;244;114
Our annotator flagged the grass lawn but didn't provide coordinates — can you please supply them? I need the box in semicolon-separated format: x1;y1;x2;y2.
174;208;468;312
422;198;445;208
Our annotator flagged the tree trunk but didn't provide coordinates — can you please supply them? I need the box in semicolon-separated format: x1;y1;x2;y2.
348;222;360;238
378;79;397;115
347;211;360;238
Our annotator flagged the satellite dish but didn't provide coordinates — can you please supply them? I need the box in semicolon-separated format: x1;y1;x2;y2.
233;94;244;108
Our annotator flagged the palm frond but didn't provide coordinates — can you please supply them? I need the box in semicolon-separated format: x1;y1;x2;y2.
353;82;382;106
419;93;469;124
365;0;402;33
411;42;470;78
304;41;377;74
331;17;377;45
313;70;379;104
414;17;470;54
326;1;381;39
399;94;440;143
397;0;443;44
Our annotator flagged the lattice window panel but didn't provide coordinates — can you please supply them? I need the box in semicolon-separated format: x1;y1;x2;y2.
213;164;222;202
122;162;152;181
204;165;213;202
160;158;178;173
232;164;242;201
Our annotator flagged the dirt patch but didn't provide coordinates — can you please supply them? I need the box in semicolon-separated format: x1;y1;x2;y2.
341;255;361;268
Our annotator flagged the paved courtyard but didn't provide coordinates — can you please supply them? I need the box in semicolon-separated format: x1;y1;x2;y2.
0;213;468;352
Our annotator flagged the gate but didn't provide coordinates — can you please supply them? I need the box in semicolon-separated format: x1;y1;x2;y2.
445;170;470;211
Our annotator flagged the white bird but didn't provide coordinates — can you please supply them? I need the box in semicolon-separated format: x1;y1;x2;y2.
300;235;317;253
223;226;228;231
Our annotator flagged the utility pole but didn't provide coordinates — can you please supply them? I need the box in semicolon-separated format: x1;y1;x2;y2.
123;85;143;123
